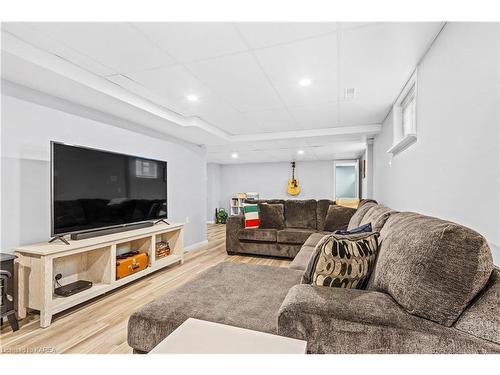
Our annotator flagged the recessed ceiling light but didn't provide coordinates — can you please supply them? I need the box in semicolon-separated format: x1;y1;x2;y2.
186;94;199;102
297;150;305;155
298;78;312;87
231;152;239;159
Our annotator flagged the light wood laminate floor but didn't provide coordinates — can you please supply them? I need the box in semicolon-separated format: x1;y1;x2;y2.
0;224;290;354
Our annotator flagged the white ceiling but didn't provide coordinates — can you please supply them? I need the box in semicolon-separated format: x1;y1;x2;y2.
1;22;443;163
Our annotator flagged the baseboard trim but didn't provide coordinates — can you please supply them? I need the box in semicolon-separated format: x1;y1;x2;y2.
206;220;215;224
184;239;209;252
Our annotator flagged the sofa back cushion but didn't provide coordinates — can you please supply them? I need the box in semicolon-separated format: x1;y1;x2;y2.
359;205;395;232
316;199;335;231
323;205;357;232
347;201;377;229
258;203;285;229
247;199;285;205
367;212;494;327
285;200;317;229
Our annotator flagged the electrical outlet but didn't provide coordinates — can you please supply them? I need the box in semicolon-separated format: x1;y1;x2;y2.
185;216;190;223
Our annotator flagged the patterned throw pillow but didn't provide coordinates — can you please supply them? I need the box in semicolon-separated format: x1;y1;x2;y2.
243;203;260;229
302;232;379;289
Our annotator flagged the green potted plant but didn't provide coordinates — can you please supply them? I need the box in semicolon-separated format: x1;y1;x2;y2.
215;208;228;224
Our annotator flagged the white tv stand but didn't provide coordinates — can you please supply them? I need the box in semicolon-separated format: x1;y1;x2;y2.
15;222;184;328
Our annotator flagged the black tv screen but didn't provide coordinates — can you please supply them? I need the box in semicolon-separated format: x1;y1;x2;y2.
52;142;168;235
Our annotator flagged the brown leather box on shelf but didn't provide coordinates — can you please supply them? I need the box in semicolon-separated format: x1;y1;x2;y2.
116;251;149;279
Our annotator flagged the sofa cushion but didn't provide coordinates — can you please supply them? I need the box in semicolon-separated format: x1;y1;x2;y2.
316;199;335;231
289;233;330;271
454;268;500;345
284;200;317;229
246;199;285;205
302;232;379;289
277;243;306;259
347;201;377;230
367;212;494;327
128;262;304;352
277;228;316;244
258;203;285;229
238;228;277;242
359;205;395;232
323;205;357;232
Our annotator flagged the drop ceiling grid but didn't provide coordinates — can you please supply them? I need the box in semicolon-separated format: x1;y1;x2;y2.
122;23;246;124
231;23;304;132
118;22;350;135
1;21;445;163
1;23;118;77
8;22;405;135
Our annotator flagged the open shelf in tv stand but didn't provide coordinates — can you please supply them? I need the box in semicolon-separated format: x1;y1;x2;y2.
15;222;184;328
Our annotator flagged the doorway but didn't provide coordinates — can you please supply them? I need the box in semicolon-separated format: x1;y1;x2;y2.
333;160;359;200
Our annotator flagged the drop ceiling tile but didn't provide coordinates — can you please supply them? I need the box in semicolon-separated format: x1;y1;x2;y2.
340;22;443;101
240;109;301;133
274;81;339;107
106;74;187;115
198;106;252;135
339;22;378;31
28;22;176;74
236;22;338;49
133;22;248;63
339;99;389;125
254;33;338;87
208;149;278;164
187;52;284;112
289;102;339;129
2;23;116;76
124;64;229;116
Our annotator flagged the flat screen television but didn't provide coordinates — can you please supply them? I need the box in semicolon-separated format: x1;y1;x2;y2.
51;142;168;236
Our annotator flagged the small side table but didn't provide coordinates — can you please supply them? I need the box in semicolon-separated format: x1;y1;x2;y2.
149;318;307;354
1;253;19;332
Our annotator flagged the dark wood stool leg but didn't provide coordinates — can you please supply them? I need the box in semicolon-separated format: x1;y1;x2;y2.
7;312;19;331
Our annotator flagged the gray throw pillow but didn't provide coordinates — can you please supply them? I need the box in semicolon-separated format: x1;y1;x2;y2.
302;232;379;289
258;203;285;229
323;205;357;232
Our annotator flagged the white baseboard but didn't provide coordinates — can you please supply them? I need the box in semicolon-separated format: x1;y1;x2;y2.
206;220;215;224
184;239;209;252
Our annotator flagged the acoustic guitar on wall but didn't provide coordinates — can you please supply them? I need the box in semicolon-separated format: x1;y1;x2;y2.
287;161;300;196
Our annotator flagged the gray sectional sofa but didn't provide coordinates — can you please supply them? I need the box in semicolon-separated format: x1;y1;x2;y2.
226;199;336;258
128;200;500;353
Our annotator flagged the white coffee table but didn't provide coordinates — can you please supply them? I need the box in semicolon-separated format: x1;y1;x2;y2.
149;318;307;354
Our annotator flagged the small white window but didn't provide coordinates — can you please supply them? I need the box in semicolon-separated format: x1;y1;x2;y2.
387;70;418;156
401;85;416;137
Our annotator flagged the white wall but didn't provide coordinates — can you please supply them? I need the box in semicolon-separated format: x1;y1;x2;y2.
206;163;222;222
373;23;500;264
217;160;335;211
1;91;207;252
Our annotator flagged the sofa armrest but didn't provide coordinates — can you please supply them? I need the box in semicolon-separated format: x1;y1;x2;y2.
277;284;499;353
226;214;244;254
